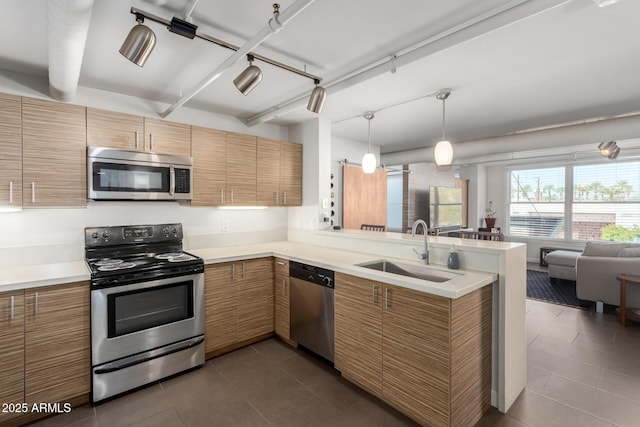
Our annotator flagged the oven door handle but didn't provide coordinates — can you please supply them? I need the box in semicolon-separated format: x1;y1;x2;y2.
94;336;204;374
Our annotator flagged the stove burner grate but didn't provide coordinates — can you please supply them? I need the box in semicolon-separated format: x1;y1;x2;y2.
155;252;184;259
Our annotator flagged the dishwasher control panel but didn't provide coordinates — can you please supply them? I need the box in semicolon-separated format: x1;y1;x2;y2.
289;261;335;288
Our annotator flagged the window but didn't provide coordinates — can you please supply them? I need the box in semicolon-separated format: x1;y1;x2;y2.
509;162;640;242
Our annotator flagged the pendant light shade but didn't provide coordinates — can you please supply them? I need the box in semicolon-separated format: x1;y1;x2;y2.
119;16;156;67
362;112;377;174
434;89;453;167
234;54;263;95
307;79;326;113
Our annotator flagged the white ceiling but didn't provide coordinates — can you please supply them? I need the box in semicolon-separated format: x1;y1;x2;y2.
1;0;639;154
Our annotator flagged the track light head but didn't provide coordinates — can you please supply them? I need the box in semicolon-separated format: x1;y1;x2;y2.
598;140;620;159
119;14;156;67
307;79;326;113
234;54;263;95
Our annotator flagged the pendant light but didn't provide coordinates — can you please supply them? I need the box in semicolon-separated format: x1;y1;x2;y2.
362;112;377;174
434;89;453;167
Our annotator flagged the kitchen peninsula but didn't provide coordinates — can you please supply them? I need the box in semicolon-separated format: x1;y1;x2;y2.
0;230;524;426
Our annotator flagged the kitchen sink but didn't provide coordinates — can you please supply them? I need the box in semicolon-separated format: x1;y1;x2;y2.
356;260;461;283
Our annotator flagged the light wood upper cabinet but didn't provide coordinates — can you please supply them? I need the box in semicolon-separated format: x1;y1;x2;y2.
191;126;227;207
0;290;25;425
274;258;290;340
334;273;383;397
24;282;90;405
143;117;191;157
335;273;492;427
257;137;281;206
257;138;302;206
0;94;22;209
86;108;144;151
22;97;86;208
280;141;302;206
87;109;190;156
226;132;257;205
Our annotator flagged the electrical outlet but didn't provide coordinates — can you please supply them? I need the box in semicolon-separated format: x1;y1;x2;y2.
222;219;230;232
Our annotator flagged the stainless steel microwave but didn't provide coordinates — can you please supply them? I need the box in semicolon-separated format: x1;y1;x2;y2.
87;146;192;201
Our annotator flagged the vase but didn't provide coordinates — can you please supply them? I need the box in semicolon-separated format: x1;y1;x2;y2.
485;217;497;228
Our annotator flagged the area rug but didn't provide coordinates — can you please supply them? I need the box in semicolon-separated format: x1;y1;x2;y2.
526;270;585;309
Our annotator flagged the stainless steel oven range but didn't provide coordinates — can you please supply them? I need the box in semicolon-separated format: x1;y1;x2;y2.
85;223;204;403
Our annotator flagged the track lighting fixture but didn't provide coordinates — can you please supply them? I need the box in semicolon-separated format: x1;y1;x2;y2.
307;79;326;113
433;89;453;168
598;140;620;159
119;13;156;67
362;112;377;174
234;54;263;95
120;5;325;114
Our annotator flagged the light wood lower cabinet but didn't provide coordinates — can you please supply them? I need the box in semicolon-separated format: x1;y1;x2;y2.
24;282;90;406
205;258;274;356
0;290;25;425
335;273;492;427
274;258;290;340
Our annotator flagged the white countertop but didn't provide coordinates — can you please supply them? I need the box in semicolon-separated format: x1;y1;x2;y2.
1;241;497;298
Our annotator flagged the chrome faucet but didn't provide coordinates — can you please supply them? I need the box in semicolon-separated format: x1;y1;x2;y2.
411;219;429;265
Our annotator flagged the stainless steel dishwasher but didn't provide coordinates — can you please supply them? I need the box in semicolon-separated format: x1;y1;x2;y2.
289;261;335;362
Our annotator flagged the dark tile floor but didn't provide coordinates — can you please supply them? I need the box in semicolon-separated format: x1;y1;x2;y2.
29;274;640;426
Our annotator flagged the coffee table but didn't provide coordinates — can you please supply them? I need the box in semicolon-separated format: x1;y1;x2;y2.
616;274;640;326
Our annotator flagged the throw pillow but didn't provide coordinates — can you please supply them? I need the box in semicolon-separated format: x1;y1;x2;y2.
582;241;633;257
618;247;640;257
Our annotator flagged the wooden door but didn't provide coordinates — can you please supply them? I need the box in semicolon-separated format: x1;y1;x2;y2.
204;263;237;355
22;97;87;208
0;290;25;425
257;137;281;206
280;141;302;206
191;126;227;206
24;282;90;405
86;108;144;151
382;284;451;427
334;273;383;397
144;118;191;156
236;258;274;342
342;165;387;230
0;94;22;209
226;132;257;205
274;258;290;340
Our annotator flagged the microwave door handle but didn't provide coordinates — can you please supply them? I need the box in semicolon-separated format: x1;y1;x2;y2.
169;165;175;196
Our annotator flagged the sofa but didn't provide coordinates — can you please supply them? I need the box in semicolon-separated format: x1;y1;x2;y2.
576;241;640;307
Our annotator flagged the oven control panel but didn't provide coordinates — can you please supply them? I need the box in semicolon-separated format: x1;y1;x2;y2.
85;223;183;247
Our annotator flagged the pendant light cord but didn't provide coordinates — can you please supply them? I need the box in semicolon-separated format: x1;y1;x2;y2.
367;118;372;154
442;97;446;141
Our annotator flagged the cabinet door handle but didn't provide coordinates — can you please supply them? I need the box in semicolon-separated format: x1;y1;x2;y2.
372;285;376;305
282;279;286;296
230;189;234;203
242;262;246;279
10;296;14;320
220;188;224;204
276;261;285;266
232;264;235;280
384;288;389;310
135;131;139;149
9;181;13;204
149;133;154;151
31;182;35;203
275;192;279;205
34;292;39;316
283;191;287;205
